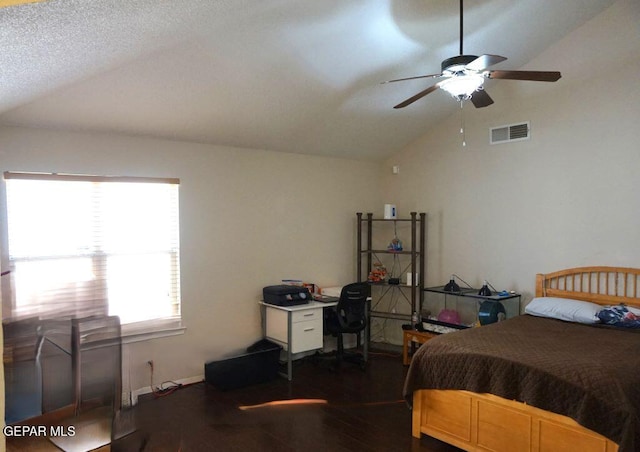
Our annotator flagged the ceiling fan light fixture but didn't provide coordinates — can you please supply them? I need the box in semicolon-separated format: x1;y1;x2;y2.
384;0;560;109
439;74;485;100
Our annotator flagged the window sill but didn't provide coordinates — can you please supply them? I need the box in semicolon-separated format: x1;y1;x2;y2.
120;320;185;344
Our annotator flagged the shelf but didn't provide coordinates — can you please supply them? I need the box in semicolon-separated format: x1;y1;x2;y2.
356;211;426;325
370;311;411;321
361;250;420;255
369;282;419;288
368;218;422;222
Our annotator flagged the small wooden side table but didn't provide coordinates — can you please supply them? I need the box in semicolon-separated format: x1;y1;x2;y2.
402;329;436;365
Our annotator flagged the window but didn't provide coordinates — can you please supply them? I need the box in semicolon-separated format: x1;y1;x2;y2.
2;172;181;336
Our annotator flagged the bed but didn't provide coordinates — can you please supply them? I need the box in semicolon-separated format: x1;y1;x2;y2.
403;266;640;452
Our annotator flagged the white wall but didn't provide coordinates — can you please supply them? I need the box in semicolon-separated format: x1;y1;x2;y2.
0;126;381;396
381;0;640;306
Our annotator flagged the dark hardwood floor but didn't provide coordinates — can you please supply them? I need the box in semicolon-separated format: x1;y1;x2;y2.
117;350;461;452
6;350;462;451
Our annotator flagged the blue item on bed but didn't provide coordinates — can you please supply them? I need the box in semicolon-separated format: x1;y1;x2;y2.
597;304;640;328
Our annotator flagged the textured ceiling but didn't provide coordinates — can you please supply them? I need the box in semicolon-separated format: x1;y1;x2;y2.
0;0;619;160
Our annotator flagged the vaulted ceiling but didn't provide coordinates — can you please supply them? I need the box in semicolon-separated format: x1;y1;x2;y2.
0;0;620;160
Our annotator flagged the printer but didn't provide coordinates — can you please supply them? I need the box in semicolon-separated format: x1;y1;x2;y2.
263;285;310;307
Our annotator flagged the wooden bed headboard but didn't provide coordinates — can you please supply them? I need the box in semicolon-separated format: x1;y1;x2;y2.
535;266;640;307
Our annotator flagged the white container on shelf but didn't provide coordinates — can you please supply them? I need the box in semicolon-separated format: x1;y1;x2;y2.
383;204;397;219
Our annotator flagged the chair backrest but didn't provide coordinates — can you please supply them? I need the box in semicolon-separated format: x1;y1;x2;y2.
335;282;370;333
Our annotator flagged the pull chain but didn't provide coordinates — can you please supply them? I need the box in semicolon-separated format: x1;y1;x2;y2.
460;100;466;147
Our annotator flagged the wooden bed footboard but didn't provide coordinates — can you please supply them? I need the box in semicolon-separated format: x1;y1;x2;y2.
413;389;618;452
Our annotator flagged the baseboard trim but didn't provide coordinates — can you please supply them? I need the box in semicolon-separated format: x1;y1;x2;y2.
127;375;204;406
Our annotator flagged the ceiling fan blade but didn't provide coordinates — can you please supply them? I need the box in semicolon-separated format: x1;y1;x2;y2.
393;84;440;109
466;54;507;71
470;89;494;108
487;70;561;82
382;73;442;84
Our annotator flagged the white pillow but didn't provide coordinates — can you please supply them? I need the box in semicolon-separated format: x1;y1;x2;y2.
525;297;601;324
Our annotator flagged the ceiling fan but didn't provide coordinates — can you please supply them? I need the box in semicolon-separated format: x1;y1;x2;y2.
385;0;561;109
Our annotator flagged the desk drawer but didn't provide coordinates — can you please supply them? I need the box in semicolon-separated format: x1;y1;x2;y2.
290;318;322;353
291;308;322;323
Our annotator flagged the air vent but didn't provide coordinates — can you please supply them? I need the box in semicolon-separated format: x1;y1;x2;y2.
490;121;530;145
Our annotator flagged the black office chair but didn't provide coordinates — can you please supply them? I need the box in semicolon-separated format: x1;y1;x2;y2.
324;282;370;370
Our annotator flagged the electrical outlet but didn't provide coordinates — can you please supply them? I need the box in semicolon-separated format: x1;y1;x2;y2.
121;391;132;408
147;360;154;370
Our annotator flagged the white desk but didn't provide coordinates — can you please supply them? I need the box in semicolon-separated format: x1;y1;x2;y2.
259;300;370;381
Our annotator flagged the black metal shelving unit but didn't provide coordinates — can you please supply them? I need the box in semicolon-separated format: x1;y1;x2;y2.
356;212;426;323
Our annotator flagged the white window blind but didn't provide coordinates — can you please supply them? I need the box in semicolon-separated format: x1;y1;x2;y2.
3;172;181;332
